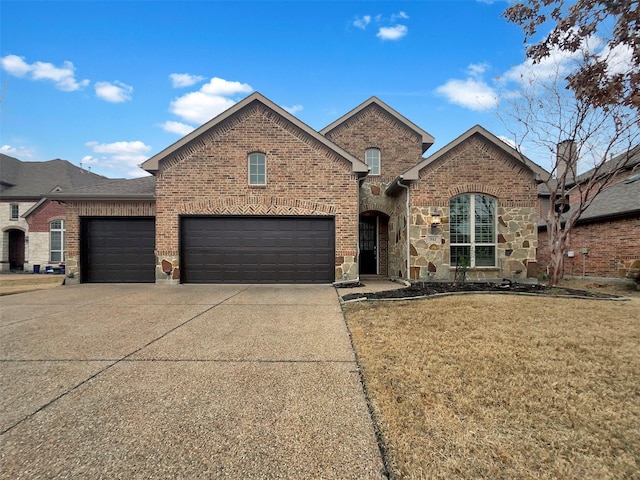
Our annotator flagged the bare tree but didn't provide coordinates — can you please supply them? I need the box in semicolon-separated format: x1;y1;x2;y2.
500;60;639;286
503;0;640;113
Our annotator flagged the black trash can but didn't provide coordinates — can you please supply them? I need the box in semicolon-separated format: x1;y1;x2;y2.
33;265;40;274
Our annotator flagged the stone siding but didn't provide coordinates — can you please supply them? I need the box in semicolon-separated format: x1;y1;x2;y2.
1;201;35;272
409;134;539;280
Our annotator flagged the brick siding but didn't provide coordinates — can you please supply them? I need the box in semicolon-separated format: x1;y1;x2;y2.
155;102;360;281
538;215;640;278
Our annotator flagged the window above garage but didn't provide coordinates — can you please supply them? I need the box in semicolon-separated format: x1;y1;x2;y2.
248;152;266;185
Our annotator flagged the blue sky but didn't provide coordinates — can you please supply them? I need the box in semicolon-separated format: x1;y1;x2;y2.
2;0;560;178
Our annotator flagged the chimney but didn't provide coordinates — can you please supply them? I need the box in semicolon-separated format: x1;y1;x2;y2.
556;140;578;181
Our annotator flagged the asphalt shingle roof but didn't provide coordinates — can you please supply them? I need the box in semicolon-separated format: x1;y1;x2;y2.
0;154;107;198
48;176;156;199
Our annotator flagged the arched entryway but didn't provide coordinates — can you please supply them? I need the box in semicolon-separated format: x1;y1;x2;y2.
8;229;25;271
359;211;389;276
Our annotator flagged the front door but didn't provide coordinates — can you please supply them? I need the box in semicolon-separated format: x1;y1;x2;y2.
8;229;25;271
359;216;377;274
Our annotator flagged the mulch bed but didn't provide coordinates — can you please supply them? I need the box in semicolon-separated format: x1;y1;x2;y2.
341;281;623;301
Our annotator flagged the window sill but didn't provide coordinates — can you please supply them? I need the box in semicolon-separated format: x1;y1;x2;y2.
449;267;500;271
248;184;267;188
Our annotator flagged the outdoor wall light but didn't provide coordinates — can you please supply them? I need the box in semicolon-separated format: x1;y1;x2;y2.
430;211;441;228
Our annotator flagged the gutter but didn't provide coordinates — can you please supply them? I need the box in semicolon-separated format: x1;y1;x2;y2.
395;176;411;281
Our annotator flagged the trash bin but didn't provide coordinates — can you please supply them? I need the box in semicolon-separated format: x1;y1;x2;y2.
60;264;65;274
33;265;40;274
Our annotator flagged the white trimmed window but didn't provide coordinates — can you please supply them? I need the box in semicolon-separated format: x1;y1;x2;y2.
450;194;496;267
248;153;266;185
50;220;65;262
10;204;19;220
365;148;380;175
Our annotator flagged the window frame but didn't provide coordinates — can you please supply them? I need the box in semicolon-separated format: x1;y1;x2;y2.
50;219;66;263
449;194;497;268
10;204;19;220
365;148;381;176
248;152;267;186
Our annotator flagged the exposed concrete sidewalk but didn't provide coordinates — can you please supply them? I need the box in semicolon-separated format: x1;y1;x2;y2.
0;284;385;479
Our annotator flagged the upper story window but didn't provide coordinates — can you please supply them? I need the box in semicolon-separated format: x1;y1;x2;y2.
50;219;65;262
450;194;496;268
365;148;381;176
10;204;19;220
248;153;266;185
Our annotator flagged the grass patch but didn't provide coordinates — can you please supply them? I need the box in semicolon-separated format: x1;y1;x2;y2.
344;295;640;479
0;274;64;296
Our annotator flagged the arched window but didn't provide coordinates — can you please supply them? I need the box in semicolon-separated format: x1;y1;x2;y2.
50;219;65;262
248;152;266;185
450;194;496;267
365;148;380;176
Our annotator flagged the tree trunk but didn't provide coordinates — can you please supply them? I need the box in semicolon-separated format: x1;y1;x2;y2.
548;248;564;287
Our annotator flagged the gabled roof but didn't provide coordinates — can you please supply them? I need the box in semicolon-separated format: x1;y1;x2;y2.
48;176;156;201
319;96;435;154
142;92;369;175
400;125;549;182
570;143;640;186
0;154;107;199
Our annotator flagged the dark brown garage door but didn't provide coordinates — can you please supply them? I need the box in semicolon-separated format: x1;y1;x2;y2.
181;216;335;284
81;217;155;283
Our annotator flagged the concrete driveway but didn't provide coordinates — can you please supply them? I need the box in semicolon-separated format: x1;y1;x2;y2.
0;284;385;479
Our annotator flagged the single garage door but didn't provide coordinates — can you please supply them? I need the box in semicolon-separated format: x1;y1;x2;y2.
181;216;335;284
81;217;156;283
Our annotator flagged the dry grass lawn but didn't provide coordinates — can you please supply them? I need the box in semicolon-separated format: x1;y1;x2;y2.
344;295;640;479
0;274;64;296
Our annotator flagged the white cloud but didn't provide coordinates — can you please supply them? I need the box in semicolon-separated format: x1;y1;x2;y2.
169;77;252;125
0;144;36;160
160;120;195;136
95;81;133;103
85;140;151;177
0;54;89;91
353;15;371;30
0;55;31;76
468;63;489;78
283;104;303;115
377;25;408;41
435;78;498;111
390;11;409;21
600;42;635;76
169;73;206;88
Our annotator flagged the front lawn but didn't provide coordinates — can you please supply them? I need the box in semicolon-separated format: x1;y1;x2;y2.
344;295;640;479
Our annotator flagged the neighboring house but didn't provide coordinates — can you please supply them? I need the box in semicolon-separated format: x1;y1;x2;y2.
50;92;549;285
537;145;640;279
0;154;106;272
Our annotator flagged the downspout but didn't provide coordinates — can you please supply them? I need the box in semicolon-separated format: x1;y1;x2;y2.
396;176;411;281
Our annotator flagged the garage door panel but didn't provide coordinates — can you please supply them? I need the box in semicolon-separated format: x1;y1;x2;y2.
181;216;334;284
81;218;155;283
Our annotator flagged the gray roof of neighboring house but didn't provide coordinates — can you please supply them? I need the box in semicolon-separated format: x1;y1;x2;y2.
47;175;156;200
319;96;435;154
575;172;640;222
0;154;107;198
571;144;640;186
539;171;640;228
142;92;369;176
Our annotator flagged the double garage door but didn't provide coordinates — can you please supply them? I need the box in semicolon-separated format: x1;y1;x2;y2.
181;216;335;284
81;216;335;284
